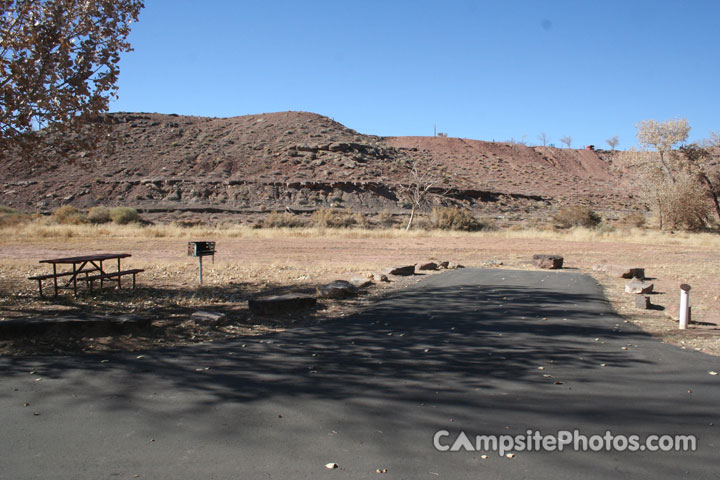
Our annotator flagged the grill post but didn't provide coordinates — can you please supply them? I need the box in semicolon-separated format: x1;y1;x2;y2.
188;241;215;285
199;255;203;284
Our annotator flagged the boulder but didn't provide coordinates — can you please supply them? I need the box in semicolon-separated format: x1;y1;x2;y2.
417;262;438;271
533;254;564;269
316;280;358;299
634;296;651;309
248;294;317;315
349;277;374;289
190;310;228;326
384;265;416;276
621;268;645;280
437;261;450;269
625;278;654;294
447;262;465;269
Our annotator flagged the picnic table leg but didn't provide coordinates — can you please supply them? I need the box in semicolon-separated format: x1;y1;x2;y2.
72;264;78;296
117;258;122;289
52;264;58;297
100;260;104;288
36;279;44;298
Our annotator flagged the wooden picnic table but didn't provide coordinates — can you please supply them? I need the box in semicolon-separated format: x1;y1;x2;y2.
29;253;144;297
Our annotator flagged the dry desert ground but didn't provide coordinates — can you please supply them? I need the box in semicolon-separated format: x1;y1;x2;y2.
0;224;718;356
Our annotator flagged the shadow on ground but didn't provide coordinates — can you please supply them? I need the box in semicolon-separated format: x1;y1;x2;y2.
2;269;719;478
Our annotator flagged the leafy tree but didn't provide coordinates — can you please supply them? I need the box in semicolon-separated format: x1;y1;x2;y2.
678;143;720;222
635;118;690;182
619;137;717;230
606;135;619;151
559;136;572;148
0;0;144;155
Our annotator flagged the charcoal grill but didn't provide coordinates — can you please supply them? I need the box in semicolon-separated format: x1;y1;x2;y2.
188;241;216;284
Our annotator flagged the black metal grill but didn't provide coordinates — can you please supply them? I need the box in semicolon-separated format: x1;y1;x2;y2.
187;241;216;257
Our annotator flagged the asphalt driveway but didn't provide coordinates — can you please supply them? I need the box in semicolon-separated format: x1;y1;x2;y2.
1;269;718;479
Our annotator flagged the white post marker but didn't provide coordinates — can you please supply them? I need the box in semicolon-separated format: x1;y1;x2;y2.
679;284;691;330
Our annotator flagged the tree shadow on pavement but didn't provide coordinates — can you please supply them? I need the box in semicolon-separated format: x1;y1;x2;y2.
2;269;718;476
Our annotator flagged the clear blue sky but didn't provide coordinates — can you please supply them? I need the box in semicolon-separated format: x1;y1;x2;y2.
111;0;720;149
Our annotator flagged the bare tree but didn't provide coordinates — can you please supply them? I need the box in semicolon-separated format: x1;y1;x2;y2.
709;129;720;147
559;136;572;148
537;132;548;146
635;118;690;183
0;0;145;155
395;155;451;231
606;136;619;151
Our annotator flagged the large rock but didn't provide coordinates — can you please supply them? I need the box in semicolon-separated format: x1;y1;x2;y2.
447;262;465;269
625;278;654;294
437;261;450;269
417;262;438;271
316;280;358;299
248;294;317;315
384;265;416;276
533;254;564;269
190;310;228;325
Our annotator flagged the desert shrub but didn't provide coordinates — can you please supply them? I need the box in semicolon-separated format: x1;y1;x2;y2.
619;211;647;228
662;173;711;231
110;207;141;225
52;205;88;225
429;207;486;231
262;212;306;228
87;206;112;224
552;205;602;229
311;208;357;228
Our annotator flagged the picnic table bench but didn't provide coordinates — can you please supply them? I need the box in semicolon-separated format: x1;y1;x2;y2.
28;253;144;297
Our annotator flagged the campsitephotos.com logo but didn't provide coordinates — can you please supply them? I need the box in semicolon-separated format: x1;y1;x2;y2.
433;429;697;456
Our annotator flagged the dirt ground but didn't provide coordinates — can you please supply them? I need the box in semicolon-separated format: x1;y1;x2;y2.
1;229;719;356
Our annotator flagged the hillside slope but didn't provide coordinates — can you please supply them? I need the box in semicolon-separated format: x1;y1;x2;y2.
0;111;632;224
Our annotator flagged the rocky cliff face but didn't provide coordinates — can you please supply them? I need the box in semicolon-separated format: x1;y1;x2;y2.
0;111;633;224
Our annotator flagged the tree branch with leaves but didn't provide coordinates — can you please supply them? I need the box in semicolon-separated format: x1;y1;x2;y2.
0;0;144;156
635;118;690;183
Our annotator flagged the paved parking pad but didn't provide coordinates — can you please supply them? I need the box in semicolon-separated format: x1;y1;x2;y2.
1;269;718;479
